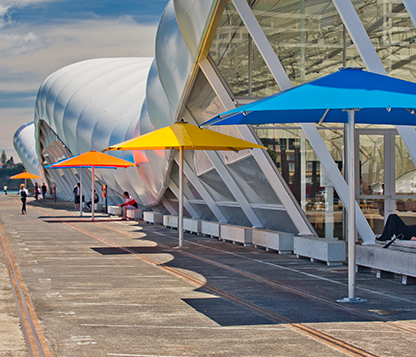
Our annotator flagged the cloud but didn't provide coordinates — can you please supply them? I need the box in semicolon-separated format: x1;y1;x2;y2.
0;17;157;93
0;1;160;162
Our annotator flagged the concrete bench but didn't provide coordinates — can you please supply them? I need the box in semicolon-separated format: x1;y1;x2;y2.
183;218;202;234
356;242;416;285
163;215;179;229
252;229;294;254
294;236;346;266
108;206;122;216
220;224;253;246
200;220;222;238
126;209;142;221
143;211;163;225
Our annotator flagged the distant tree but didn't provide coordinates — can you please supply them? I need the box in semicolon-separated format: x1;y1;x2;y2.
5;157;14;168
1;151;6;165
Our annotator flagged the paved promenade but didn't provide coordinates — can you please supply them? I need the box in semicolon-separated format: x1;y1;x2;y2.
1;194;416;357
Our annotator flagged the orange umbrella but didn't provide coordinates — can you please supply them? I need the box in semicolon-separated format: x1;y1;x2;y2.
46;151;137;220
10;172;41;187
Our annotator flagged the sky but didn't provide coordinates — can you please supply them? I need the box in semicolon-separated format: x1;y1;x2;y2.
0;0;169;162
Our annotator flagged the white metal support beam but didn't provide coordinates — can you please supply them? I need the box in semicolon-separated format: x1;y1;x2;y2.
175;148;227;222
398;1;416;36
161;197;178;215
200;58;313;235
333;0;416;187
205;150;263;228
231;0;292;90
168;178;199;219
231;0;375;242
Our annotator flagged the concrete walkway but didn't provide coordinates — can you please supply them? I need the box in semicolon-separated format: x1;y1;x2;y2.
1;194;416;357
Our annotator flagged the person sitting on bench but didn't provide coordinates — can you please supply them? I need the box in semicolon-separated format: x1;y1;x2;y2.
86;190;99;210
118;191;138;220
376;213;416;241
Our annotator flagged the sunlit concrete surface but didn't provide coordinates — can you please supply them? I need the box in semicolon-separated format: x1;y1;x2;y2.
1;195;416;357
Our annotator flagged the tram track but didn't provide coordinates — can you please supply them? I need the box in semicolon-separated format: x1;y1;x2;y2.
5;201;416;356
0;223;52;357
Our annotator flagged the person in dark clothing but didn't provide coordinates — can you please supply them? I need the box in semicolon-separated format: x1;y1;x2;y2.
86;191;99;210
376;214;416;241
34;183;39;200
41;183;47;199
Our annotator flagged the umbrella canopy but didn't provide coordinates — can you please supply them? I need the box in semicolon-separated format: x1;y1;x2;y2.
10;172;41;180
46;151;137;220
104;121;266;247
202;67;416;127
10;172;41;188
104;121;266;151
46;150;138;169
202;68;416;303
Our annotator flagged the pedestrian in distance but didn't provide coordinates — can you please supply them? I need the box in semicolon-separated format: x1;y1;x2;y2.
41;183;47;199
3;185;7;195
73;183;80;210
19;183;28;214
34;183;39;200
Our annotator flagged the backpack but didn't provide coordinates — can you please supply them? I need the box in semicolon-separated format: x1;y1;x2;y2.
20;190;27;198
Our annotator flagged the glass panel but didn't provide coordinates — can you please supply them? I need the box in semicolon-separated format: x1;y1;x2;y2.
252;0;362;87
395;135;416;195
209;0;250;96
353;0;416;81
359;198;384;236
359;134;384;195
396;200;416;228
255;126;344;238
186;69;227;125
227;156;281;205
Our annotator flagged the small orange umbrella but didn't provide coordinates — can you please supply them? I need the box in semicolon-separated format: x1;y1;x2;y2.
46;151;137;220
10;172;41;187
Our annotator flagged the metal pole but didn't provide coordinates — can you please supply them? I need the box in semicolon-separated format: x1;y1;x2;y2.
91;166;95;221
178;147;184;247
347;110;356;299
79;168;83;217
338;110;366;303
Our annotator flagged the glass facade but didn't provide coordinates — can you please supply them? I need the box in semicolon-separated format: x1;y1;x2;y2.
206;0;416;239
353;0;416;81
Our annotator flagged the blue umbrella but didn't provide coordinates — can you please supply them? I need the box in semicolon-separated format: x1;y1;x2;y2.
202;68;416;303
202;67;416;127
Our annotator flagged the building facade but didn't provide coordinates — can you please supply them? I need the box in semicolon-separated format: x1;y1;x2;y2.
14;0;416;243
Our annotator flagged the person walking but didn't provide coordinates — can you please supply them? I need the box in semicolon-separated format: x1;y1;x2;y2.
3;185;7;195
19;184;28;214
41;183;47;199
34;183;39;200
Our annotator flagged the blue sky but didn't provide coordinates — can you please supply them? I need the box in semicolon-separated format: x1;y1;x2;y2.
0;0;168;162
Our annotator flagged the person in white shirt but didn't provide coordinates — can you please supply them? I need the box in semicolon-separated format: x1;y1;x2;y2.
18;184;28;214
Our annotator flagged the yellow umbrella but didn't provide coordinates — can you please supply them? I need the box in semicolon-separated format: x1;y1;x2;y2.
46;151;137;220
104;121;266;246
10;172;41;187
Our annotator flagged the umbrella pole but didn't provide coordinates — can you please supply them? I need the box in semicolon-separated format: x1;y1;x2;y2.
80;168;83;217
91;166;95;221
338;109;366;303
178;147;183;247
